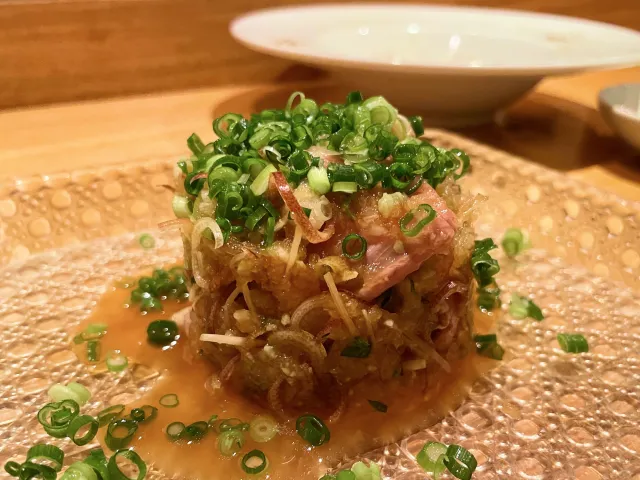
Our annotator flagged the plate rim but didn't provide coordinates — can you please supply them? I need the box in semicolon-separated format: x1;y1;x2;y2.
230;3;640;77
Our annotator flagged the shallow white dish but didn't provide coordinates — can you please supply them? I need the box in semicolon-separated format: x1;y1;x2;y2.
231;4;640;126
599;83;640;152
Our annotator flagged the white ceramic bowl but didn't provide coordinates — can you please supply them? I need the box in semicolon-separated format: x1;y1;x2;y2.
599;84;640;152
231;4;640;126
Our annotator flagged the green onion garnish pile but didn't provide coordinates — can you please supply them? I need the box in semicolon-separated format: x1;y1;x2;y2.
128;267;188;312
5;385;152;480
173;91;470;247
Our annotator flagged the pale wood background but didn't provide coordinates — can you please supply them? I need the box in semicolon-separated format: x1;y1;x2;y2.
1;0;639;109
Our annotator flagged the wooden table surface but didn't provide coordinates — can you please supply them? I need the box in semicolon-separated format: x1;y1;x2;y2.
1;67;639;201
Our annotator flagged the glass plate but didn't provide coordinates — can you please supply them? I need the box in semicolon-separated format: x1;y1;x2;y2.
1;130;639;479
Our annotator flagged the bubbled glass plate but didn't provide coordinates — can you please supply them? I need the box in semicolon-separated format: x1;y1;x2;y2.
1;130;640;479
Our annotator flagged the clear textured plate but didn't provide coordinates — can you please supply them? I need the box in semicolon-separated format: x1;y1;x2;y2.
1;130;640;479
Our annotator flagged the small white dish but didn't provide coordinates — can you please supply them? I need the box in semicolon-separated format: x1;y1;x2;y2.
599;83;640;152
231;4;640;127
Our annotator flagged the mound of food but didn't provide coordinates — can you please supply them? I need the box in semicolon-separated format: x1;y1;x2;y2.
171;92;482;417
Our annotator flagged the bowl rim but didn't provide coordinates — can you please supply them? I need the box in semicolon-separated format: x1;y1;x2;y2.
230;3;640;77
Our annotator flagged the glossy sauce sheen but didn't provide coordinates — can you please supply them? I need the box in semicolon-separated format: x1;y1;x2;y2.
77;279;497;480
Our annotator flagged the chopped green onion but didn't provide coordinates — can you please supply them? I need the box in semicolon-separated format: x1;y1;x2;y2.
341;337;371;358
187;133;205;154
48;384;85;406
86;340;100;363
172;195;191;218
350;461;381;480
106;351;129;372
249;415;278;443
442;444;477;480
308;166;331;195
557;333;589;353
82;449;109;480
501;227;527;258
367;400;388;413
17;462;57;480
159;393;179;408
218;430;245;456
471;239;500;287
166;421;186;441
138;234;155;249
346;91;363;105
408;115;424;136
4;461;21;477
38;400;80;438
105;418;138;450
130;408;146;423
218;418;248;432
474;334;505;360
332;181;358;193
264;216;275;247
208;414;219;426
250;164;276;196
26;444;64;472
399;204;436;237
509;294;544;321
147;320;179;346
184;421;209;441
107;449;147;480
336;471;356;480
60;461;98;480
67;383;91;405
97;404;125;427
295;414;330;447
341;234;367;261
67;415;99;446
416;442;448;476
241;450;268;475
85;323;108;334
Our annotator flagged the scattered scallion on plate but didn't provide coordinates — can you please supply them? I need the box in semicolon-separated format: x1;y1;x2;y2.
509;294;544;321
501;227;528;258
241;449;268;474
159;393;179;408
138;233;156;249
557;333;589;353
295;414;330;447
474;334;505;361
249;415;278;443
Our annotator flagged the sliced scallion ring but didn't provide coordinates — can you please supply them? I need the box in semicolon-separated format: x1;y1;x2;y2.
138;234;155;249
159;393;179;408
107;449;147;480
416;442;448;477
184;421;209;441
474;334;505;361
166;421;186;441
295;414;330;447
332;181;358;193
26;444;64;472
442;444;477;480
18;462;56;480
241;449;268;475
218;430;245;456
67;415;99;446
4;461;21;477
38;400;80;438
106;351;129;372
60;461;98;480
249;415;278;443
399;204;436;237
97;404;125;427
341;234;367;261
86;340;101;363
105;418;138;450
136;405;158;424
